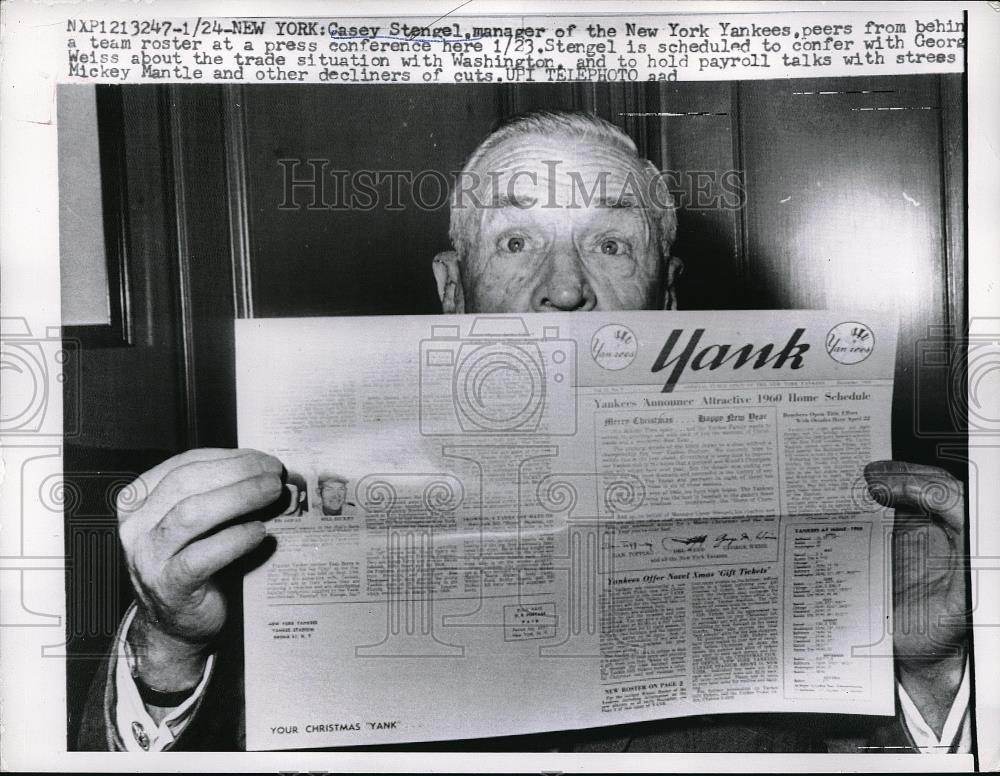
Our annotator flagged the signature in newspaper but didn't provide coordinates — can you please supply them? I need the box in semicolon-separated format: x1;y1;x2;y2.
712;530;778;550
603;537;656;555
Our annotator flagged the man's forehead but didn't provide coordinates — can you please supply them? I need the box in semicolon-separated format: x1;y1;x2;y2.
472;131;647;191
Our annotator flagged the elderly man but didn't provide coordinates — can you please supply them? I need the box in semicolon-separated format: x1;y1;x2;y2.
79;110;969;753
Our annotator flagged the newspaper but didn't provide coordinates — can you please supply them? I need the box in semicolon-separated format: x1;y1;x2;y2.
236;309;897;750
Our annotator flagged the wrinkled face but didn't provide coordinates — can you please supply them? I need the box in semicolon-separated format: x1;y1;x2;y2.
319;481;347;513
459;133;664;313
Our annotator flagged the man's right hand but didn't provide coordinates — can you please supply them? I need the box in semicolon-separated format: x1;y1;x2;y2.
117;449;284;694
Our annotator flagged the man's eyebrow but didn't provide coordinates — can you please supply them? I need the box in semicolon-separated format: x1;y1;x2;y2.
489;193;538;208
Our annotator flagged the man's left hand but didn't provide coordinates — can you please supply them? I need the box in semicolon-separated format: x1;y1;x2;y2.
865;460;968;732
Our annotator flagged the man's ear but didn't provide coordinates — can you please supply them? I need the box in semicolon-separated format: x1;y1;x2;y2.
662;254;685;311
432;251;465;314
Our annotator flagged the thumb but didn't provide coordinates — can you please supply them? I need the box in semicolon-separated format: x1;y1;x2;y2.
864;460;965;535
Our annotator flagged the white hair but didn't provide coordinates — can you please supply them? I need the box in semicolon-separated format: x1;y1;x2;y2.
448;109;677;260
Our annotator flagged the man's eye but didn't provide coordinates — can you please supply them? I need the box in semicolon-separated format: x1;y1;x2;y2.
600;239;620;255
505;236;525;253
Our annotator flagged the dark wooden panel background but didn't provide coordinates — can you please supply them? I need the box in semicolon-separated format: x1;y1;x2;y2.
61;75;966;744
